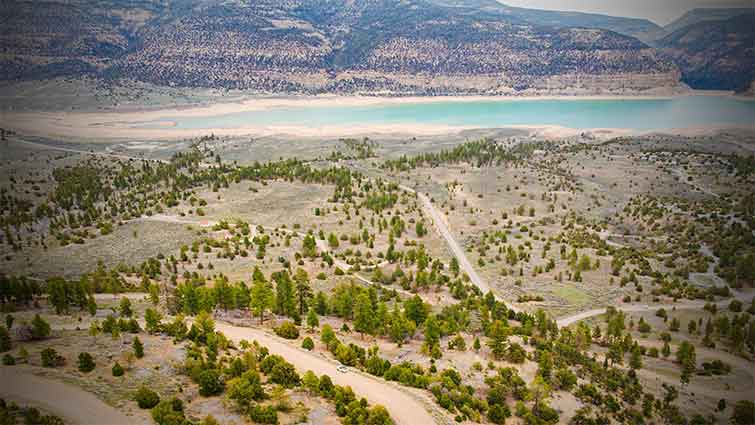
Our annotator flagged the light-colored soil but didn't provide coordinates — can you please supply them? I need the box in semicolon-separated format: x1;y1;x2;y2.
0;366;137;425
214;321;440;425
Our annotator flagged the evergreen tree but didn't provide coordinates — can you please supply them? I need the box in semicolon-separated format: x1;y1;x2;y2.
134;336;144;358
354;293;375;338
250;279;274;324
306;307;319;331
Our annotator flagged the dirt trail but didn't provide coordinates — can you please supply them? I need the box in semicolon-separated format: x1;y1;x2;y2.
10;137;168;164
557;291;752;327
215;322;442;425
0;367;137;425
399;185;490;294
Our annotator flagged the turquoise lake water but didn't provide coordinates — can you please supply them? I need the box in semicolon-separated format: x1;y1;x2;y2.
156;96;755;131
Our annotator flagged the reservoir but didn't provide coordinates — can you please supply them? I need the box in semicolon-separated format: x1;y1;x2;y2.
150;95;755;131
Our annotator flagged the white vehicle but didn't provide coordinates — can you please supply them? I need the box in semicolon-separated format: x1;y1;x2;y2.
336;365;349;373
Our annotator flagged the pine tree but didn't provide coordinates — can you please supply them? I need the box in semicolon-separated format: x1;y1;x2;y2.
422;315;441;356
630;345;643;370
306;307;319;331
354;293;375;339
250;279;274;324
487;320;510;360
134;336;144;359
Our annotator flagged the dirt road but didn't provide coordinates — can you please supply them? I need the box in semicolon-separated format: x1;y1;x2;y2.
10;137;168;164
0;367;137;425
556;291;752;327
399;186;490;294
215;322;441;425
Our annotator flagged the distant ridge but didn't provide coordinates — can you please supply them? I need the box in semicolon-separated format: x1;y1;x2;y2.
662;7;755;36
658;12;755;91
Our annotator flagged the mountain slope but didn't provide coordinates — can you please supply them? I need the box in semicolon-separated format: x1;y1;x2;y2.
427;0;662;41
658;13;755;91
1;0;681;95
663;8;754;36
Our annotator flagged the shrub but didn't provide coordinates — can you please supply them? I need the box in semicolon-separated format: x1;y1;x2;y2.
507;343;527;364
248;404;278;424
274;321;300;339
270;362;300;388
260;355;284;374
731;400;755;425
729;300;743;312
302;337;314;351
135;386;161;409
40;348;64;367
2;353;15;365
77;352;96;373
31;315;51;340
151;398;186;425
112;362;125;376
0;326;10;352
554;368;577;391
198;369;224;396
134;336;144;358
488;403;511;424
227;370;267;408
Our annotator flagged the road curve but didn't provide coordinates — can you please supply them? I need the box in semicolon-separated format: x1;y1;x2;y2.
215;322;439;425
0;367;136;425
556;292;752;327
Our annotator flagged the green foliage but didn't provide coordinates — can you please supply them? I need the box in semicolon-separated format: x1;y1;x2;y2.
151;398;186;425
274;321;300;340
145;308;163;334
306;308;319;330
270;361;300;388
227;370;267;409
77;352;95;373
248;404;278;424
41;348;64;368
119;297;133;317
135;386;160;409
302;337;314;351
31;314;51;339
198;369;224;396
112;362;125;376
731;400;755;425
134;336;145;358
0;326;10;352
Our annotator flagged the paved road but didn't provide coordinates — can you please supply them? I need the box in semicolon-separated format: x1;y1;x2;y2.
216;322;440;425
0;367;136;425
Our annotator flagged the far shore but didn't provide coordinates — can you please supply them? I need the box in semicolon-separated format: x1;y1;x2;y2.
1;89;751;142
47;88;732;116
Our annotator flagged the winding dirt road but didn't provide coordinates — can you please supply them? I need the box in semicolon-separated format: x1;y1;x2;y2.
0;367;135;425
215;322;442;425
556;292;752;327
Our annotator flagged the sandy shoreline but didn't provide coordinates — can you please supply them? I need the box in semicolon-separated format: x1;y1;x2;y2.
1;90;750;141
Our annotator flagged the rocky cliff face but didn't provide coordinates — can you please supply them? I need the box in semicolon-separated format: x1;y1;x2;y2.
0;0;684;95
